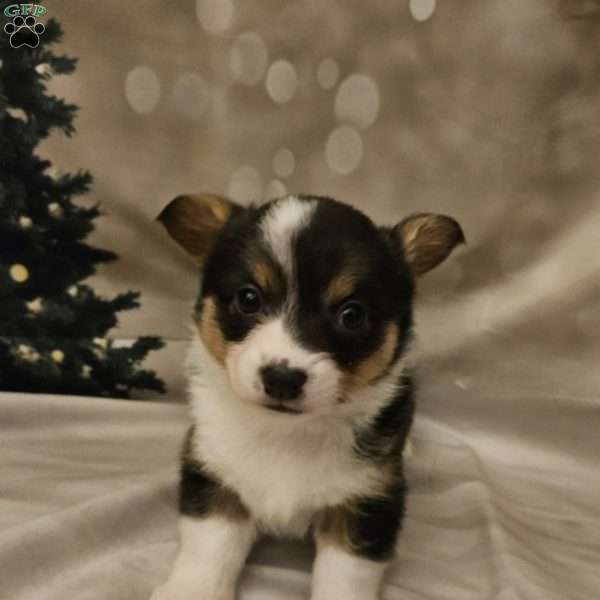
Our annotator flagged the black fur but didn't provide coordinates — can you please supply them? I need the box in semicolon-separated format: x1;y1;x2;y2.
197;196;415;378
353;373;415;461
348;374;414;561
178;427;219;517
348;477;407;561
196;206;286;342
294;197;414;369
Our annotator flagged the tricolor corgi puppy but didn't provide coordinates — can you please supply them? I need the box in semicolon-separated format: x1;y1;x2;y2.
152;194;464;600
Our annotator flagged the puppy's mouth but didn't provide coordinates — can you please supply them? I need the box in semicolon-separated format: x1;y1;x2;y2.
263;402;304;415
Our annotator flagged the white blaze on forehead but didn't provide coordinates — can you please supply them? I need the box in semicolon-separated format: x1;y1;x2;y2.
243;317;319;369
260;196;317;277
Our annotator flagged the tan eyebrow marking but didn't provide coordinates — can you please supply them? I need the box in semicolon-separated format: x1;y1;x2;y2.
324;271;358;305
251;260;276;292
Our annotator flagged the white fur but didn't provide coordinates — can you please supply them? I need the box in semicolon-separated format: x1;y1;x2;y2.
151;516;255;600
310;543;387;600
260;196;316;278
186;332;410;537
225;316;340;413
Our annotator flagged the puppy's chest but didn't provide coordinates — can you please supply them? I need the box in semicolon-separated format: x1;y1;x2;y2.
192;416;385;536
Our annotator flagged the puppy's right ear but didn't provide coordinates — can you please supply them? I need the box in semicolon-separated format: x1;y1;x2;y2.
157;194;241;263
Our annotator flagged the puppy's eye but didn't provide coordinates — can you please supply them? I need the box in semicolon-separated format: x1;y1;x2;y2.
235;285;262;315
336;300;367;332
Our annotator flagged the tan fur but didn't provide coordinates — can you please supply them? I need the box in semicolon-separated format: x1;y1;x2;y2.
324;272;357;305
157;194;235;263
315;504;355;550
396;213;465;276
208;484;250;521
344;322;398;389
198;296;228;364
251;261;275;292
204;194;233;223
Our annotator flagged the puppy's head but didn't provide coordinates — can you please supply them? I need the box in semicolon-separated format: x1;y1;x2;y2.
159;194;464;416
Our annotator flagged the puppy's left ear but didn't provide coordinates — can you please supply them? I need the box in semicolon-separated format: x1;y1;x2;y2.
157;193;241;264
388;213;465;277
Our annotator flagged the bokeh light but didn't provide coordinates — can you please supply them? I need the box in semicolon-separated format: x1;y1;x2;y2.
265;179;287;199
317;58;340;90
335;74;380;129
272;148;295;178
196;0;234;33
125;66;161;114
326;125;363;175
266;60;298;104
230;32;268;86
409;0;436;22
227;165;262;203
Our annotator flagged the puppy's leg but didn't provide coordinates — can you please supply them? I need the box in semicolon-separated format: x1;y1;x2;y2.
151;515;255;600
311;487;405;600
311;545;388;600
152;444;255;600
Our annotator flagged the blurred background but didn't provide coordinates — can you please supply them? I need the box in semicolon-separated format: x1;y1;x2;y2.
42;0;600;400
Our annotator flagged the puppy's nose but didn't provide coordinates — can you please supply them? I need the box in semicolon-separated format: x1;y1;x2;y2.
260;362;307;401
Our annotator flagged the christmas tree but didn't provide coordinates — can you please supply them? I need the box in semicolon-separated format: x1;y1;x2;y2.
0;5;165;398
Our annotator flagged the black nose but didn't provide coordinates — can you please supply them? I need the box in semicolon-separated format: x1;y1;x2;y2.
260;363;307;401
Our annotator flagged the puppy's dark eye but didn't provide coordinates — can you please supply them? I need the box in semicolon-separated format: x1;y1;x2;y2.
235;285;262;315
336;300;367;332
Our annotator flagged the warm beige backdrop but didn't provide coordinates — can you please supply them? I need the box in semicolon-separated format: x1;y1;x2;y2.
42;0;600;398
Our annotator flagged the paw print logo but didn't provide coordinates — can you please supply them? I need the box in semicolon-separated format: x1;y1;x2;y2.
4;15;45;49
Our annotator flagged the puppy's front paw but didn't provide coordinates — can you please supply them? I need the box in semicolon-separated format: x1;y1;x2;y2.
149;582;194;600
150;582;233;600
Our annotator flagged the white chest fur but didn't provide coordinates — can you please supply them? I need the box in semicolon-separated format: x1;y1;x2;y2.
190;388;385;536
186;336;402;537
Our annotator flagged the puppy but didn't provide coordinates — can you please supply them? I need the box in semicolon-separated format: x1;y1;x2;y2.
152;194;464;600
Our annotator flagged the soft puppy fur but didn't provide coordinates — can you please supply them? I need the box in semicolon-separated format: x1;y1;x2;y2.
152;194;464;600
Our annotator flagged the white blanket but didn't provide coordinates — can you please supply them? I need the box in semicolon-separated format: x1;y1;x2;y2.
2;382;598;600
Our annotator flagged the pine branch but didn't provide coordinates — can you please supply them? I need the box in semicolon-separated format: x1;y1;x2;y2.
0;4;165;398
